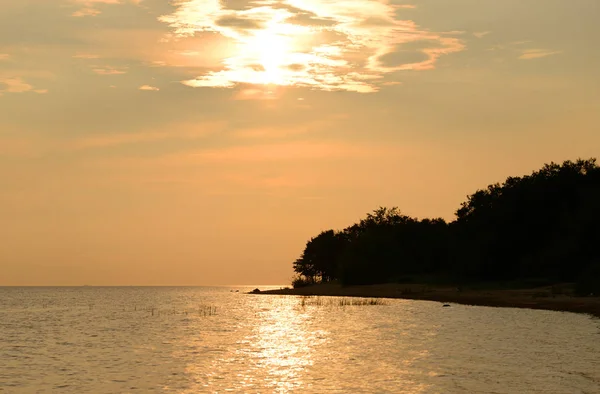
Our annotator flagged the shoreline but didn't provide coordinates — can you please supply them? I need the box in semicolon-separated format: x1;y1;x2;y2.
252;283;600;318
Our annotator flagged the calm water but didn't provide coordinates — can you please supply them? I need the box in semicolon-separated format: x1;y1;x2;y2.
0;287;598;393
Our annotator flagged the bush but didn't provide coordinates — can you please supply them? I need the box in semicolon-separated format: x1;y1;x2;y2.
292;275;313;288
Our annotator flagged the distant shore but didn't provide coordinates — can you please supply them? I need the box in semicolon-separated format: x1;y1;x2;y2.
252;283;600;318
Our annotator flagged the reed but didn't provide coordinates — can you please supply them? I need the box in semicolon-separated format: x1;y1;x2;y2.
299;296;386;307
127;304;219;317
198;305;217;316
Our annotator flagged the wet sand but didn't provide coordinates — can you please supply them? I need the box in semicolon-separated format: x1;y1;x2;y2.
254;283;600;318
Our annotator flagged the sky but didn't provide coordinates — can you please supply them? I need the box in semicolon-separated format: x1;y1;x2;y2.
1;0;599;286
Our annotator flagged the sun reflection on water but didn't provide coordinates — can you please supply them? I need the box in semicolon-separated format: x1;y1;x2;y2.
242;300;325;391
176;295;445;392
158;0;464;93
179;296;327;392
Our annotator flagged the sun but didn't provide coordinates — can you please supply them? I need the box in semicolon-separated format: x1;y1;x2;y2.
248;30;290;85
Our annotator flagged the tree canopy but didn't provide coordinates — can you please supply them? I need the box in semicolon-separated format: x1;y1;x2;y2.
291;158;600;294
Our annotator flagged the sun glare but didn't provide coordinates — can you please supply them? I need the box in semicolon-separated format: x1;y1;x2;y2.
249;30;289;85
160;0;465;92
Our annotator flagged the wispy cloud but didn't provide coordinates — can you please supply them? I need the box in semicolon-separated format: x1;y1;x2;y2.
95;140;404;174
231;118;339;139
88;141;371;169
0;121;225;158
485;42;562;61
473;31;491;39
159;0;464;93
519;49;562;60
73;53;101;59
232;87;278;100
71;0;143;17
91;66;128;75
186;141;371;163
72;7;102;17
0;54;10;61
64;121;225;151
0;77;47;96
139;85;159;91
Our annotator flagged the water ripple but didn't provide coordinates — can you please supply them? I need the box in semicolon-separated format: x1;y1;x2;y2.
0;287;598;393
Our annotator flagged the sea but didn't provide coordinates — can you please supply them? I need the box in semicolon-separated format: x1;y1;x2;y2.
0;286;598;393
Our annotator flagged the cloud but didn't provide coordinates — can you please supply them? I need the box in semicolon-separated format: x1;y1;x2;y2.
185;141;369;163
0;77;47;95
73;53;101;59
473;31;491;39
71;0;120;17
519;49;562;60
91;66;128;75
72;7;102;17
486;42;561;61
159;0;465;93
89;141;372;170
284;12;338;27
371;36;464;72
377;48;430;68
65;121;225;151
0;121;223;159
0;54;10;61
231;118;338;139
233;87;278;100
73;0;122;4
215;16;265;29
139;85;159;91
70;0;143;17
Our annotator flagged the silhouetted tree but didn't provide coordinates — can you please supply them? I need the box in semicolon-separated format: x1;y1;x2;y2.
292;230;346;285
290;158;600;292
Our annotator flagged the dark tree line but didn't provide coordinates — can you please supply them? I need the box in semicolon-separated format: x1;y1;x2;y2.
292;158;600;295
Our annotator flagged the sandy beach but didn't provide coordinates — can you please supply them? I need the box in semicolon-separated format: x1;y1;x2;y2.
254;283;600;318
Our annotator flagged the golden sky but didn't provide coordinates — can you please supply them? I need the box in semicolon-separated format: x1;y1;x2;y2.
1;0;599;285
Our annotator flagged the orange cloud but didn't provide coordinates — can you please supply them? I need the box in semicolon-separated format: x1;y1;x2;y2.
232;117;342;139
139;85;159;91
0;77;47;95
186;141;371;163
73;53;101;59
160;0;465;93
91;66;128;75
519;49;562;60
64;121;226;151
71;0;143;17
72;7;102;17
473;31;491;39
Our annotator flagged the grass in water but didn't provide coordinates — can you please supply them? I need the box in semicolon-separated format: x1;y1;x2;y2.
131;304;217;317
300;296;386;307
